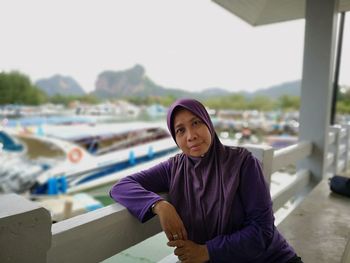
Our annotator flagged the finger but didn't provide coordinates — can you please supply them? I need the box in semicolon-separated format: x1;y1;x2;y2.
165;231;173;241
167;240;180;247
167;240;184;247
178;255;187;261
181;227;188;240
167;240;177;247
174;246;185;255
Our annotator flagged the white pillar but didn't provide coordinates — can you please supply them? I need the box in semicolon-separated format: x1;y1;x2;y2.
298;0;339;183
0;194;52;263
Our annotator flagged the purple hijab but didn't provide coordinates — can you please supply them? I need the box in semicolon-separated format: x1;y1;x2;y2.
166;98;250;243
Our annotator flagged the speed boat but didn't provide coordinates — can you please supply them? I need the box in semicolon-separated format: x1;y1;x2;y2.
0;122;178;194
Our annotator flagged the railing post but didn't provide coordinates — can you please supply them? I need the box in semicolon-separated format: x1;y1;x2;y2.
243;144;274;187
0;194;52;263
342;124;350;172
329;126;341;174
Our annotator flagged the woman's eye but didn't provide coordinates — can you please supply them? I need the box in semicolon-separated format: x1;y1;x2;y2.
193;119;202;126
176;128;185;134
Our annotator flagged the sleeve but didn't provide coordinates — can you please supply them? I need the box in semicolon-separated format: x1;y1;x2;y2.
109;160;172;223
206;153;275;262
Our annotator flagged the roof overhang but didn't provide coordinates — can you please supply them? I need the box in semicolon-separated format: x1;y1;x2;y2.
213;0;350;26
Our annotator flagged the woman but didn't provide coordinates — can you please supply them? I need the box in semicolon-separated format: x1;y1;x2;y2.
110;98;303;263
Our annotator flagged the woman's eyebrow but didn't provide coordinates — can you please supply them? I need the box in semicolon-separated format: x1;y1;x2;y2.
174;123;184;129
191;117;201;122
174;116;199;129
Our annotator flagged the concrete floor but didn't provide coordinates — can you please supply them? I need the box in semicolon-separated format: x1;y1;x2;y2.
278;175;350;263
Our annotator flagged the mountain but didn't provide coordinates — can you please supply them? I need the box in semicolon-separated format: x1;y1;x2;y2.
92;64;300;100
250;80;301;99
34;65;301;100
93;65;234;100
35;75;85;97
93;64;189;99
197;87;231;98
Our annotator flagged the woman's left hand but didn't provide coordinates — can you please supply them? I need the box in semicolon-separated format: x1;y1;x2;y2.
167;239;209;263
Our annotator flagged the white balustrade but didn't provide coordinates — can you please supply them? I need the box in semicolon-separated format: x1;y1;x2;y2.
327;125;350;175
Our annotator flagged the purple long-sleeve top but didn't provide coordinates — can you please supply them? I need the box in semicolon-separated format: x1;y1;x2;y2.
110;147;296;263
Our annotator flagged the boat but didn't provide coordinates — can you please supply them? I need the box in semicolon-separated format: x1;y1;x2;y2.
0;121;178;195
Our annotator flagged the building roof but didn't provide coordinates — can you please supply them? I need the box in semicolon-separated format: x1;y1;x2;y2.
213;0;350;26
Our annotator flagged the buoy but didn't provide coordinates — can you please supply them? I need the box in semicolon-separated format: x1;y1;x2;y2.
68;148;83;163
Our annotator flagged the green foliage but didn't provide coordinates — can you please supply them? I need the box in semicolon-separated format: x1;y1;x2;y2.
0;71;47;105
337;86;350;113
204;94;249;110
337;101;350;114
248;96;276;111
277;95;300;111
126;95;176;106
203;94;300;112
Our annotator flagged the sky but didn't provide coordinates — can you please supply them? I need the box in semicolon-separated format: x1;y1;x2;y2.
1;0;350;93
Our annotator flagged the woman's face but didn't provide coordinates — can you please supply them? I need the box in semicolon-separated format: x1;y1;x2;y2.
173;108;212;157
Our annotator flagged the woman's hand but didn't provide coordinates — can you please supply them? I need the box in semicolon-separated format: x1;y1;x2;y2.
167;239;209;263
153;200;188;241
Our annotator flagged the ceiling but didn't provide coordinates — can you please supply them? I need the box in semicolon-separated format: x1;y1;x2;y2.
213;0;350;26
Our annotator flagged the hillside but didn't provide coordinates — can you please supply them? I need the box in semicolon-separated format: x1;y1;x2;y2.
92;65;237;100
251;80;301;98
35;75;85;97
35;65;301;100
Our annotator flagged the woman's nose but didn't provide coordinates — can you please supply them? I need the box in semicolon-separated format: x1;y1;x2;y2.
187;128;197;141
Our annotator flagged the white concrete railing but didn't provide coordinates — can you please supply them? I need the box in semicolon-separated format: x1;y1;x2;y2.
327;125;350;175
271;141;313;212
2;125;350;263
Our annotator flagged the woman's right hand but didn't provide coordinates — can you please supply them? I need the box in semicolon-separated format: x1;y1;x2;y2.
153;200;188;241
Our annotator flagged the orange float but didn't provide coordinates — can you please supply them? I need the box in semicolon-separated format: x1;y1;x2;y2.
68;148;83;163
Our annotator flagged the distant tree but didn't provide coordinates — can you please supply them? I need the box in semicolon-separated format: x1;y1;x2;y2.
126;95;176;106
0;71;47;105
278;95;300;111
337;101;350;114
248;96;276;111
336;87;350;113
204;94;249;110
79;94;100;104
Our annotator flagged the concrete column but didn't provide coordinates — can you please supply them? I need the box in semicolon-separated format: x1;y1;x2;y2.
0;194;52;263
298;0;339;183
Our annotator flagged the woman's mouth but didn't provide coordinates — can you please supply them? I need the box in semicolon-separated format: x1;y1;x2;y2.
190;144;202;151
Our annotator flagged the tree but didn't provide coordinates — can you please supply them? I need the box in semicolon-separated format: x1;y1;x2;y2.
248;96;276;111
204;94;249;110
0;71;47;105
278;95;300;111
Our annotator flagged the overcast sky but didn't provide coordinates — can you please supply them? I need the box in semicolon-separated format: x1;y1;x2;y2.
1;0;350;93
